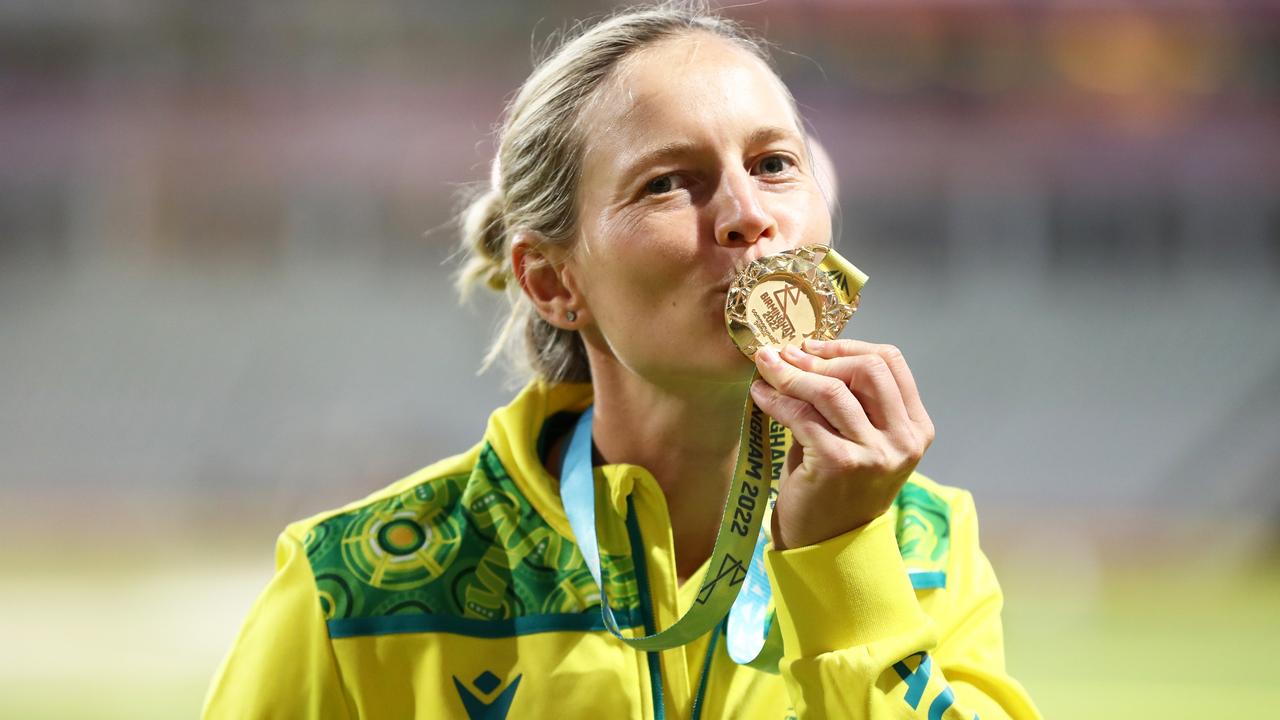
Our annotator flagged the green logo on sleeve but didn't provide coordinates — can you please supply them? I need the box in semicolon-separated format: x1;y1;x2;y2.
893;480;952;590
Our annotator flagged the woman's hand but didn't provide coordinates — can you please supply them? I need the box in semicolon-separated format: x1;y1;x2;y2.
750;338;935;550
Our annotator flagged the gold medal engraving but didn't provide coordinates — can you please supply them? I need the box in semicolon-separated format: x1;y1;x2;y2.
743;277;818;346
725;244;867;358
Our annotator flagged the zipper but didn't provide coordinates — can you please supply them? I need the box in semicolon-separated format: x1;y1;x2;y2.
626;494;726;720
690;621;722;720
625;495;666;720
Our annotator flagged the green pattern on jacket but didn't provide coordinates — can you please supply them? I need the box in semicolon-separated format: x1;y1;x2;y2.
303;441;951;635
304;445;640;625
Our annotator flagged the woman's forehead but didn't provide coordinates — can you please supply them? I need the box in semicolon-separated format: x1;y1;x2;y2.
581;35;802;172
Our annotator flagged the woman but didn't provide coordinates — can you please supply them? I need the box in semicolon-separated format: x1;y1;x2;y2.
203;5;1040;718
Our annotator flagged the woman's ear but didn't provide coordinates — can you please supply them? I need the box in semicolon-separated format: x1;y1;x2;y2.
512;231;585;330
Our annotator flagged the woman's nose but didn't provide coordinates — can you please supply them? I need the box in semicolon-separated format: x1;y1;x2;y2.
713;169;777;247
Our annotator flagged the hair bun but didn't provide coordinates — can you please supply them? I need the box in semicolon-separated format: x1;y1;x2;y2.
458;186;510;294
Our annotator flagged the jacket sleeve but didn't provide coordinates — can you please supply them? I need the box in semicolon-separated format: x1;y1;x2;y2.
764;491;1040;720
201;527;354;720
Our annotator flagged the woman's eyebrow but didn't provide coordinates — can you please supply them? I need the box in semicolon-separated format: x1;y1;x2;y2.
746;125;804;149
617;140;701;184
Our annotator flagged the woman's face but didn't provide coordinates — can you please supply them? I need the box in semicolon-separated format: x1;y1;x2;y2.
568;34;832;386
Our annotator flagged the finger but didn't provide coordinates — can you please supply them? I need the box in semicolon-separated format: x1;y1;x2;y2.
801;337;883;357
803;338;930;425
748;379;841;451
754;346;874;441
782;344;910;432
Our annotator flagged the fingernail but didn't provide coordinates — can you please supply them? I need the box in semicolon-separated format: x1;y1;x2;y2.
803;338;825;351
750;379;769;397
782;344;804;360
757;346;779;365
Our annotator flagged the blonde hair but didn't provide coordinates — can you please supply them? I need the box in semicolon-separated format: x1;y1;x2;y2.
456;2;774;384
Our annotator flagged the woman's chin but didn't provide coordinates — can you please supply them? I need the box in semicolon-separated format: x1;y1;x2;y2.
664;339;757;386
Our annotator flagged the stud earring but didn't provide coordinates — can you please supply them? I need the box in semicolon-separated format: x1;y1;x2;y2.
566;310;577;323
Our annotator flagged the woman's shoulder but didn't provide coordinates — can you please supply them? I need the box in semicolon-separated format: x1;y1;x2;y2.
269;403;600;629
279;443;486;545
279;379;588;547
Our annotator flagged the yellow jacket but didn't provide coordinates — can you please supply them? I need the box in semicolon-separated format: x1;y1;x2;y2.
203;381;1039;719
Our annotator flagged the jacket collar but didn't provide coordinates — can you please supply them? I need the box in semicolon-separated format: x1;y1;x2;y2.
484;380;592;540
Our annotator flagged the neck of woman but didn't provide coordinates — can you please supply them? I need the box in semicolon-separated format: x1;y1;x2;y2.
585;357;752;584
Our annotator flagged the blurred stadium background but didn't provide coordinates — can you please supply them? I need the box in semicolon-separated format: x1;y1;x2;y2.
1;1;1277;717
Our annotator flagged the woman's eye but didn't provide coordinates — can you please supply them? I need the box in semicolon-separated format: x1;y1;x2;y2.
754;155;793;176
644;174;682;195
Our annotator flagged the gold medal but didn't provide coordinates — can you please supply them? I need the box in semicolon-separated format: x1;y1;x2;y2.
724;244;868;358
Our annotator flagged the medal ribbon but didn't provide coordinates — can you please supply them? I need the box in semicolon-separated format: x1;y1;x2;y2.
819;247;868;307
560;390;781;654
558;248;867;666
